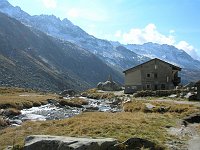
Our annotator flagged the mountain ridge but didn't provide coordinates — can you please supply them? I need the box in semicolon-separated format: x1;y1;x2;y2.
0;12;123;91
0;0;200;85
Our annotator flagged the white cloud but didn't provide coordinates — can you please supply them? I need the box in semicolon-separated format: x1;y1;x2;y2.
42;0;57;9
121;23;175;45
118;23;200;60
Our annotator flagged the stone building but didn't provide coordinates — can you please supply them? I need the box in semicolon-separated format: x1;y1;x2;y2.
123;58;181;94
196;80;200;100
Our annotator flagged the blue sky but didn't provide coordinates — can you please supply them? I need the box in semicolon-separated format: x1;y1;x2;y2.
8;0;200;59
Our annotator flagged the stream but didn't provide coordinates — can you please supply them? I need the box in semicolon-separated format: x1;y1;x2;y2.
9;97;121;125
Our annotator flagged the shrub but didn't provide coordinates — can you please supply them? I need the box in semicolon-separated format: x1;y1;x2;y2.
59;100;83;108
134;90;155;97
155;90;173;97
134;89;187;97
32;101;41;107
22;101;33;109
0;117;9;127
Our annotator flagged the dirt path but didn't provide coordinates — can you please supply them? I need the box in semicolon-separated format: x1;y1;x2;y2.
147;97;200;106
188;135;200;150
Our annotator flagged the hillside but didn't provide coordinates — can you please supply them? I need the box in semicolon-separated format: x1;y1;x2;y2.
0;0;200;85
0;12;123;91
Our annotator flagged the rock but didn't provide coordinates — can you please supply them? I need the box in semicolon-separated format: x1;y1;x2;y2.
144;103;156;112
97;75;121;91
0;117;10;127
183;113;200;124
184;92;193;99
59;89;76;97
188;94;197;101
97;81;121;91
83;106;99;112
47;99;60;107
9;119;22;125
4;146;13;150
157;106;170;113
3;108;21;117
168;94;177;98
0;109;4;115
24;135;117;150
113;137;163;150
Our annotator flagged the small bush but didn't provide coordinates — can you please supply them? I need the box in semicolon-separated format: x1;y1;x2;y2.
134;89;187;97
134;90;156;97
32;101;41;107
22;101;33;109
0;117;9;127
59;100;83;108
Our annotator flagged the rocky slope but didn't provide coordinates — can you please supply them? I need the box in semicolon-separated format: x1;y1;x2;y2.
0;12;122;91
0;0;149;71
125;42;200;70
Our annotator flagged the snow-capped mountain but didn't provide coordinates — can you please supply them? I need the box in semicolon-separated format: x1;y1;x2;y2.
0;0;200;84
0;0;148;71
125;43;200;70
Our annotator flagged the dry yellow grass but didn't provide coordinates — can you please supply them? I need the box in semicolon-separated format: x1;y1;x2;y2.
59;97;88;108
0;112;177;149
123;100;199;117
81;88;115;100
0;87;58;109
0;87;199;149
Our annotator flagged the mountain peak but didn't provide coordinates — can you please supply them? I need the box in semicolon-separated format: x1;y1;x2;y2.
0;0;11;7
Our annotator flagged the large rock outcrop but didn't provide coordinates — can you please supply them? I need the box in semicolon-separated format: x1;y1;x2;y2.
97;75;121;91
24;135;117;150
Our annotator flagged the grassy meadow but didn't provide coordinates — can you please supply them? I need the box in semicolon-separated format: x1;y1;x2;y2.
0;87;200;149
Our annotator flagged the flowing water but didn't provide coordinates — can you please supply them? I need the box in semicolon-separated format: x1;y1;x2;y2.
11;97;121;123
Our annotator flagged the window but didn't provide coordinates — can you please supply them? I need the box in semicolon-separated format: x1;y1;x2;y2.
155;65;157;70
146;84;151;89
161;84;165;90
146;73;151;78
167;76;169;82
154;73;158;78
154;85;158;90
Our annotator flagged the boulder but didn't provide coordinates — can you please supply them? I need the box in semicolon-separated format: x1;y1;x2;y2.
59;89;76;97
97;81;121;91
113;137;163;150
144;103;156;112
83;106;99;112
97;75;121;91
183;113;200;124
24;135;117;150
188;94;197;101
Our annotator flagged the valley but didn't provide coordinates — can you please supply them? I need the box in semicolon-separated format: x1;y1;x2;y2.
0;87;200;149
0;1;200;150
